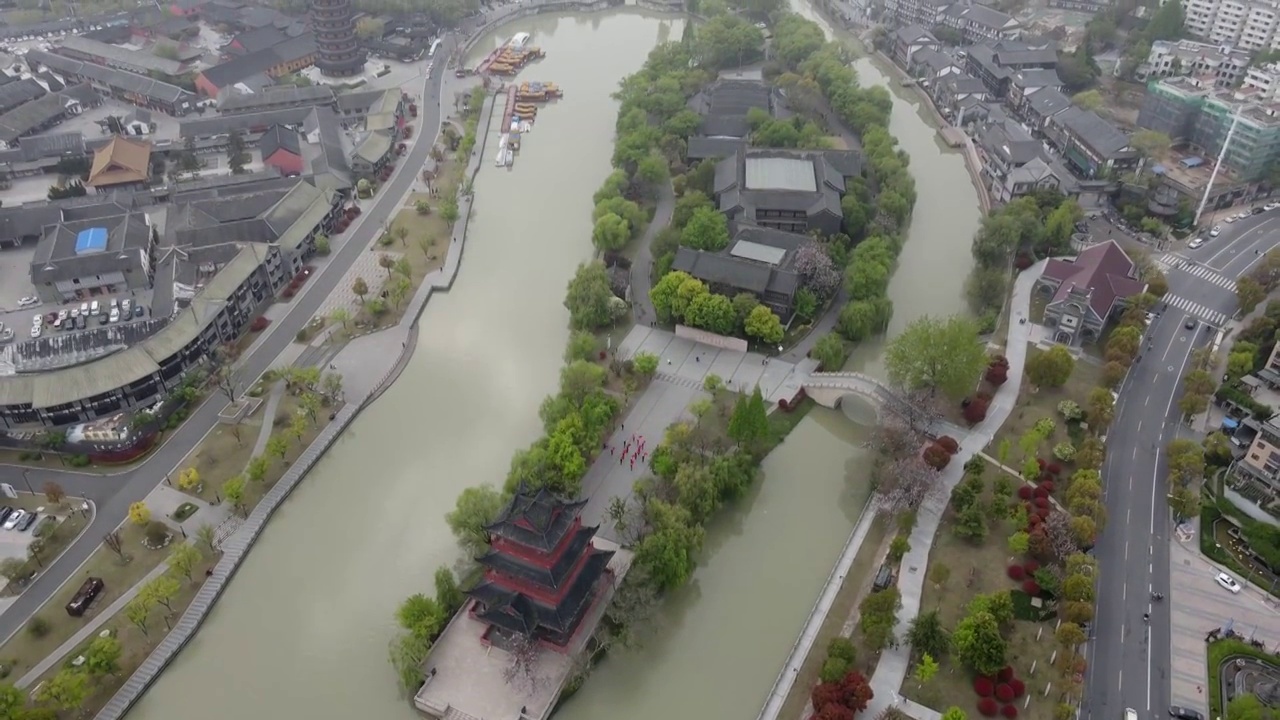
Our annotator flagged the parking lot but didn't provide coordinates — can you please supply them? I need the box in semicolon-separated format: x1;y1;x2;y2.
1168;541;1280;715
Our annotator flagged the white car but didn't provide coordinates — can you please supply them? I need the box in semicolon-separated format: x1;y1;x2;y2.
56;309;67;322
30;314;41;327
4;510;24;530
1225;215;1238;223
108;308;120;323
1210;226;1221;237
1189;237;1205;249
16;296;37;307
28;325;39;339
1215;572;1242;594
1267;202;1280;211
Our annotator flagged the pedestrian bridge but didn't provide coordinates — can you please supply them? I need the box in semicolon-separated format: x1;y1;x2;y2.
801;372;900;415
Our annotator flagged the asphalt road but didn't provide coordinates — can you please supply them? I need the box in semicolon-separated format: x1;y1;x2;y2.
1087;214;1280;720
0;37;453;644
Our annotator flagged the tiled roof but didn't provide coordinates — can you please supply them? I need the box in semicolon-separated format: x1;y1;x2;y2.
1051;107;1132;158
1042;240;1145;320
87;135;151;187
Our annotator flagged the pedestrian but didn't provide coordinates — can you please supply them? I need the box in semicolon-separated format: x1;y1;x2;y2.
630;459;635;470
609;446;614;456
619;455;624;465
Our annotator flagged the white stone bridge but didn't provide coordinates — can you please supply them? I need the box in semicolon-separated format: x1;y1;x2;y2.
801;371;903;416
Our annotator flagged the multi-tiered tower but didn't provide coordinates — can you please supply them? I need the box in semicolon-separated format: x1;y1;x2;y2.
310;0;365;78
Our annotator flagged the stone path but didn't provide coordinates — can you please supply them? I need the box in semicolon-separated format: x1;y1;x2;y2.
15;556;174;689
250;384;286;460
143;485;232;539
630;181;675;322
315;249;407;321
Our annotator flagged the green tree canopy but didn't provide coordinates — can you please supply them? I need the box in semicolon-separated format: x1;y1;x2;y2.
680;206;730;251
885;315;986;400
564;261;617;330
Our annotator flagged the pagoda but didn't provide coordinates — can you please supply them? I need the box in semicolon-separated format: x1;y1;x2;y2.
309;0;365;77
466;486;615;650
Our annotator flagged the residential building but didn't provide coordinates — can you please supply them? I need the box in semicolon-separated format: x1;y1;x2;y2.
939;3;1022;43
0;132;87;179
685;78;774;163
907;47;963;82
1182;0;1280;51
24;49;196;115
1044;107;1137;178
1243;61;1280;101
30;212;154;303
311;0;366;77
882;0;950;33
216;85;336;114
85;135;151;193
1005;68;1063;116
1037;240;1146;346
52;35;188;78
1046;0;1112;14
932;73;990;116
965;41;1057;98
0;83;98;146
1138;76;1280;182
893;25;941;68
0;79;47;116
673;225;806;320
1019;86;1072;131
712;148;863;237
224;26;295;56
1139;39;1250;87
194;34;318;96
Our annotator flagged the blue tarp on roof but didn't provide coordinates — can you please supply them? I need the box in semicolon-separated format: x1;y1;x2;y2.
74;227;107;255
1180;157;1205;169
1222;417;1240;431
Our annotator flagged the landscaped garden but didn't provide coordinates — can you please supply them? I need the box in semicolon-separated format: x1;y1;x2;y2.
0;488;91;599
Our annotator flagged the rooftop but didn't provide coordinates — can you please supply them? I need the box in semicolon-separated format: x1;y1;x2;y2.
1052;107;1132;158
744;156;817;192
1042;240;1145;320
87;135;152;187
26;49;193;106
198;33;317;90
54;35;185;75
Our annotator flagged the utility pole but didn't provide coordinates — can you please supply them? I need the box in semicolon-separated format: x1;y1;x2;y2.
1194;108;1243;229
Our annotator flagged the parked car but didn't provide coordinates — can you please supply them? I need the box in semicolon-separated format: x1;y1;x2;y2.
1266;202;1280;211
108;308;119;323
3;510;24;530
1210;226;1222;237
79;302;89;316
57;309;67;321
121;298;131;315
98;313;109;326
28;325;39;339
1253;207;1265;215
89;300;100;315
134;305;144;318
1171;706;1205;720
65;577;105;617
75;315;86;330
16;296;37;307
16;512;36;532
0;506;15;525
1216;572;1242;594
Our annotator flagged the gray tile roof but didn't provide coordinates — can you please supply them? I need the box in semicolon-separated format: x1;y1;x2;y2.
226;26;290;55
0;78;45;115
895;24;937;44
25;49;192;106
55;35;185;75
687;136;744;162
198;33;316;90
1010;68;1062;89
15;131;83;160
911;48;956;73
956;4;1018;30
1026;86;1071;117
714;148;857;225
30;211;151;287
217;85;335;113
1052;107;1132;158
0;83;98;144
942;74;989;95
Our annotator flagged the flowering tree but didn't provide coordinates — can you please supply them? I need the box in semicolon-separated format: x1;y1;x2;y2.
793;242;842;299
876;455;943;517
1043;511;1079;560
502;632;544;692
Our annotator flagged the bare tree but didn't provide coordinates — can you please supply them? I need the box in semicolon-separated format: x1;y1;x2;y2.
874;455;943;518
103;530;127;562
602;568;660;650
501;632;544;692
215;365;240;405
1044;511;1079;560
881;386;943;439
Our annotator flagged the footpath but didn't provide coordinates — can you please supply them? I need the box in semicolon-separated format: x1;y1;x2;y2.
756;261;1045;720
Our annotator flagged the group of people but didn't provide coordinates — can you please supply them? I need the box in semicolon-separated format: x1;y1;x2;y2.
607;432;648;472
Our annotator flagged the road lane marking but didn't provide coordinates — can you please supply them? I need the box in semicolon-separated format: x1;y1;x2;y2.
1162;295;1230;326
1155;255;1239;292
1207;216;1280;267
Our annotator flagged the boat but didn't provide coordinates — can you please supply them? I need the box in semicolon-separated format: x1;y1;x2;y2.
495;134;512;167
510;31;531;48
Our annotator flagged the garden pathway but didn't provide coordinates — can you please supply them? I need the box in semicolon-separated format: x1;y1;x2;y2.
15;557;174;689
250;384;286;460
629;181;675;323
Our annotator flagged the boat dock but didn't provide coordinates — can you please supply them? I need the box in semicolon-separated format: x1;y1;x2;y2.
476;32;546;76
493;81;562;169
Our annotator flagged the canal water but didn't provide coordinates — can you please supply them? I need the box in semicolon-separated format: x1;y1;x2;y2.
126;6;980;720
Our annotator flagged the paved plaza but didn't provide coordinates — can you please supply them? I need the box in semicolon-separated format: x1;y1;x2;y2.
1168;540;1280;714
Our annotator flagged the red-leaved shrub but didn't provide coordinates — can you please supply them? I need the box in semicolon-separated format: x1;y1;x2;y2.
815;705;856;720
1040;480;1055;494
974;676;995;697
812;681;842;710
1002;705;1019;718
1023;560;1039;573
996;684;1015;702
977;391;993;401
1037;506;1051;519
1017;485;1034;500
986;366;1008;385
1047;462;1062;475
998;667;1015;682
1007;565;1025;580
1034;486;1049;499
978;698;999;717
1027;513;1042;527
1014;254;1033;270
964;398;990;425
1022;580;1041;595
923;444;951;470
1036;458;1047;469
250;316;270;332
1009;678;1026;697
937;436;960;455
990;355;1010;369
1034;497;1049;509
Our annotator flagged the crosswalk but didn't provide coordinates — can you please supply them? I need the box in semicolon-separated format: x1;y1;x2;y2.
1155;253;1238;292
1161;293;1230;327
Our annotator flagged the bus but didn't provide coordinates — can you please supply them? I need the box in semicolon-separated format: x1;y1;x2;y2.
429;38;442;58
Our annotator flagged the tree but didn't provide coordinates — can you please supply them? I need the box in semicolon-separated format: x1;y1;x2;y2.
145;574;181;613
125;595;155;636
40;481;66;506
245;455;269;484
267;435;290;465
1168;485;1201;519
1056;621;1086;657
330;307;351;330
1238;276;1266;314
1071;89;1103;110
434;566;465;613
680;206;730;251
885;315;986;401
34;669;88;710
744;304;784;344
227;129;248;174
951;610;1006;675
222;475;247;515
196;522;218;553
168;542;202;582
1086;386;1115;430
633;351;660;376
103;530;127;562
793;242;842;298
352;276;369;304
177;466;201;492
914;653;940;686
1026;346;1075;388
128;501;151;526
728;387;769;449
564;261;617;330
592;212;631;252
907;609;950;659
942;708;969;720
446;484;506;556
811;333;848;370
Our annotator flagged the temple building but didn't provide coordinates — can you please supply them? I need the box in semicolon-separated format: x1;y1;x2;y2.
466;486;615;649
309;0;365;77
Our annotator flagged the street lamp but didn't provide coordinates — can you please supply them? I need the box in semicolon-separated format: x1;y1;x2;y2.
20;470;32;495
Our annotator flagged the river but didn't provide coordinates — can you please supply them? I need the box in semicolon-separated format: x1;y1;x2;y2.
125;6;979;720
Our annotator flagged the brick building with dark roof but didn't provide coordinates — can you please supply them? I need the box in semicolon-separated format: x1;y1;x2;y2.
259;123;303;176
1037;240;1146;346
30;211;154;303
194;33;317;96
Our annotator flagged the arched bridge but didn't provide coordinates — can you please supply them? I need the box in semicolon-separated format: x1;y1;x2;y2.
801;372;903;416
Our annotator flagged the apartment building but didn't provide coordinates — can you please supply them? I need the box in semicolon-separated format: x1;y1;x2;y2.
882;0;1020;43
1138;75;1280;181
1139;39;1251;87
1243;61;1280;100
882;0;950;32
1183;0;1280;52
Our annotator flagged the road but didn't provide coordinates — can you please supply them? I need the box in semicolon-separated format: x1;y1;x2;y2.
1087;213;1280;720
0;35;454;644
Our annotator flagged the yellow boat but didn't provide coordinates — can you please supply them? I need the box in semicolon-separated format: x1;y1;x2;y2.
514;103;538;115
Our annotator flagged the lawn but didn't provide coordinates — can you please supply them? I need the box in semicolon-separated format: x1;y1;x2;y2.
901;478;1060;720
236;395;340;514
1206;639;1280;717
26;544;216;716
0;523;174;679
989;343;1104;496
778;515;893;720
179;405;266;504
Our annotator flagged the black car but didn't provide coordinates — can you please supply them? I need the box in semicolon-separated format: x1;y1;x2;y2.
16;512;36;532
1253;207;1265;215
1170;707;1205;720
1185;318;1197;330
0;506;14;525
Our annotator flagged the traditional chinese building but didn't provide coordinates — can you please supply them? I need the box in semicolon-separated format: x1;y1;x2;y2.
466;486;615;650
